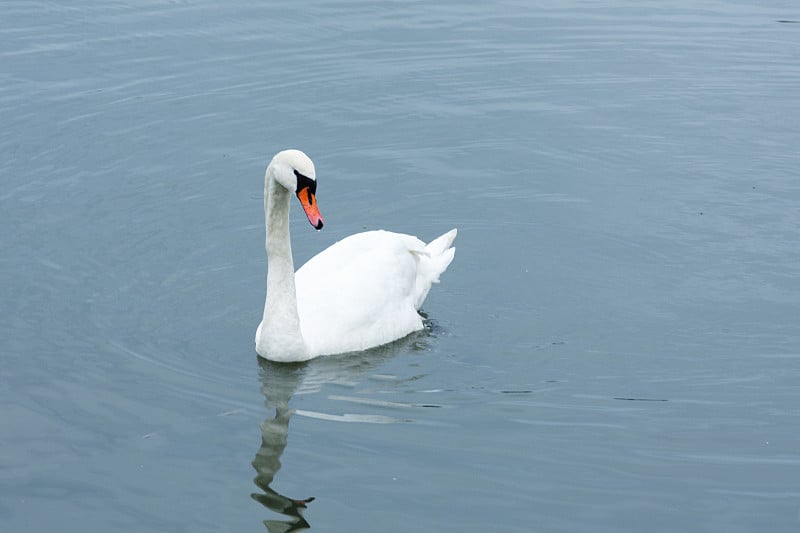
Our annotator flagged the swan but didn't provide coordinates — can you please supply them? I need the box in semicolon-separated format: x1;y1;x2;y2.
255;149;457;362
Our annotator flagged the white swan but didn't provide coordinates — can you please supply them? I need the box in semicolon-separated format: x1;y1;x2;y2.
255;149;457;362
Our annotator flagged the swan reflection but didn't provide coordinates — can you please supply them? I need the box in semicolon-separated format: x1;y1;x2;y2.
251;338;424;531
252;361;314;532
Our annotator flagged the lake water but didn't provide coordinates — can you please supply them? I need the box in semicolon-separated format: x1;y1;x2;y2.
2;1;799;531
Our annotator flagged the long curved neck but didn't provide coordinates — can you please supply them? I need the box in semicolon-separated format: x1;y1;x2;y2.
259;169;307;359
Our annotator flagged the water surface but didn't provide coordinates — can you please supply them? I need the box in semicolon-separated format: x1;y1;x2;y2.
2;1;799;531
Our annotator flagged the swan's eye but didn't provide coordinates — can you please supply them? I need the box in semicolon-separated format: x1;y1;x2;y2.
294;170;317;195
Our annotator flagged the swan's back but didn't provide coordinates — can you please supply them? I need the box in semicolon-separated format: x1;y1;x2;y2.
295;229;456;356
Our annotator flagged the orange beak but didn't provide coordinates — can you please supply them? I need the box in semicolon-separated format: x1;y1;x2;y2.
296;187;324;230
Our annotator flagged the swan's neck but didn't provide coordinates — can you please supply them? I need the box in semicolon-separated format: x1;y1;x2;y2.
259;172;308;360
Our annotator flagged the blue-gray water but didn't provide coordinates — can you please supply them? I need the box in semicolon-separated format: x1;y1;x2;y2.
2;1;799;531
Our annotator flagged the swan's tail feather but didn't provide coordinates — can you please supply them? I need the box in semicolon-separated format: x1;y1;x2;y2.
427;246;455;284
425;228;457;256
413;229;457;310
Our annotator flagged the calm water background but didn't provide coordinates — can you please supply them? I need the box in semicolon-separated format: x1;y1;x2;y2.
2;1;799;531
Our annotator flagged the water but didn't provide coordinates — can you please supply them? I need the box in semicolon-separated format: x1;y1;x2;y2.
2;1;799;531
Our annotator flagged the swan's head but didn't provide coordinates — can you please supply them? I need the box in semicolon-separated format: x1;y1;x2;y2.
268;149;324;230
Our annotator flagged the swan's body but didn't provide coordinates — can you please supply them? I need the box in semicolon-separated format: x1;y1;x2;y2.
255;149;456;362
